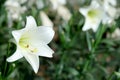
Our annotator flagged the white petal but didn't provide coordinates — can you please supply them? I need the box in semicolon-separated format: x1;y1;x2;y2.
83;18;92;30
12;29;24;43
25;16;37;29
50;0;58;10
40;11;53;27
36;0;44;9
7;47;23;62
38;26;55;44
105;4;117;18
23;52;39;73
91;23;99;32
108;0;117;6
57;6;71;21
82;21;91;31
58;0;66;5
5;0;20;8
29;26;55;44
37;26;55;44
91;0;100;8
79;8;89;16
102;14;111;24
37;45;54;57
82;18;100;32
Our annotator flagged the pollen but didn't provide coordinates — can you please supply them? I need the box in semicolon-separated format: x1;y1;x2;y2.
25;44;29;48
25;44;38;54
30;48;38;53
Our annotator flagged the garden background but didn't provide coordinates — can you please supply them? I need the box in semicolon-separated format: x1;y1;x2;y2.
0;0;120;80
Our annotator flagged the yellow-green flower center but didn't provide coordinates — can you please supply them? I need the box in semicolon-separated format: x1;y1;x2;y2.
19;33;38;54
88;9;100;18
87;9;102;23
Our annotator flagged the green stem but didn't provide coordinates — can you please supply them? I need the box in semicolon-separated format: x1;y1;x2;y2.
3;43;10;79
82;60;90;73
3;62;7;80
82;32;96;73
108;72;115;80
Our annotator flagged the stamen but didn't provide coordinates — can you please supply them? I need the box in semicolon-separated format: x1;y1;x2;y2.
30;48;38;53
19;34;38;54
25;44;29;48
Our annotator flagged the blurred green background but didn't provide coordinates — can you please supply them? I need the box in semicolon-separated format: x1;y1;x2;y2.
0;0;120;80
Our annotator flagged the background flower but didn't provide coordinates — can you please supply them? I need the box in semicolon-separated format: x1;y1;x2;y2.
79;0;108;32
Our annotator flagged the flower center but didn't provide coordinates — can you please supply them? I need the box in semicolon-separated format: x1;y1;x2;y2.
88;9;100;18
19;33;38;54
87;9;102;23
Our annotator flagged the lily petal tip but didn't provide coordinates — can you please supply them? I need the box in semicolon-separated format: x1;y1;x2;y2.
6;58;12;62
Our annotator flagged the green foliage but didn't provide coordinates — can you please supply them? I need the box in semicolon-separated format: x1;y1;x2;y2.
0;0;120;80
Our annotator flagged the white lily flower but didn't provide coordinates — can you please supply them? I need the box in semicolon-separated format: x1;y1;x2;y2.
7;16;55;73
107;28;120;40
36;0;44;9
50;0;66;10
57;6;72;21
40;11;53;27
98;0;120;19
49;0;71;21
5;0;26;20
15;0;27;4
79;0;108;32
5;0;27;27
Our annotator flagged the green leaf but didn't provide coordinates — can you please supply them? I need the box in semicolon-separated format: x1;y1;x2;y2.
68;68;79;76
86;32;92;51
115;72;120;78
94;23;106;49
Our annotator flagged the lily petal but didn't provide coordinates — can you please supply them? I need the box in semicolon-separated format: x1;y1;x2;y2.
82;17;100;32
91;23;100;32
23;51;39;73
36;45;54;57
58;0;66;5
40;11;53;27
28;26;55;44
50;0;58;10
25;16;37;29
82;20;91;31
79;8;89;16
37;26;54;44
12;29;25;43
7;47;23;62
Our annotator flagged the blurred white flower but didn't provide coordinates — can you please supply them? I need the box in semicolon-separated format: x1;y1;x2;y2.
5;0;26;20
79;0;109;32
7;16;55;73
40;11;53;27
15;0;27;4
5;0;27;27
25;0;44;9
103;0;118;18
50;0;71;21
50;0;66;9
36;0;44;9
26;0;35;7
107;28;120;40
98;0;120;19
57;6;72;21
